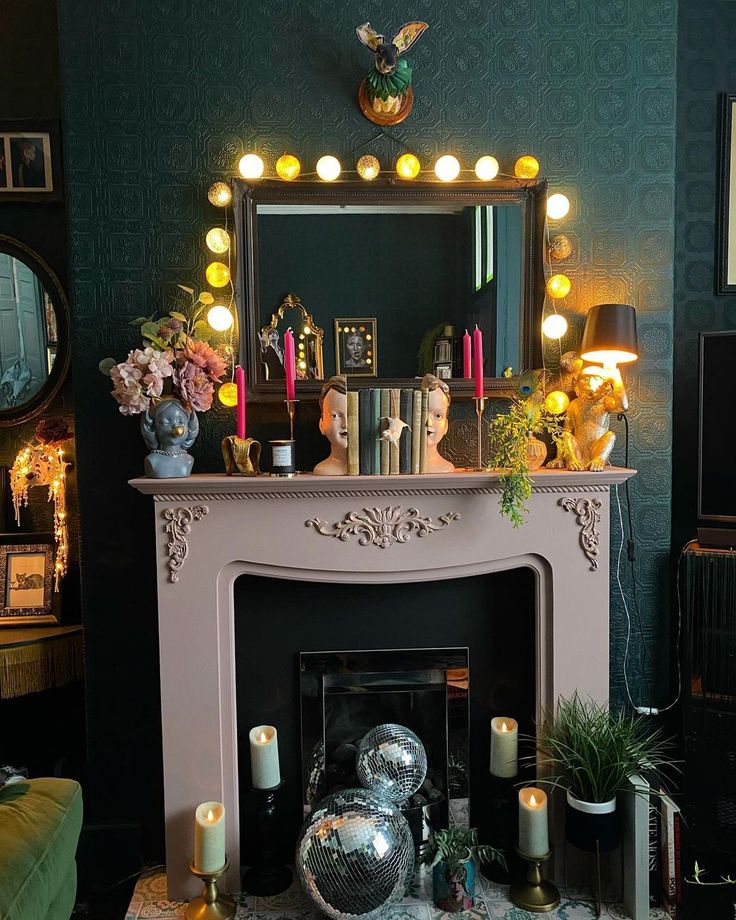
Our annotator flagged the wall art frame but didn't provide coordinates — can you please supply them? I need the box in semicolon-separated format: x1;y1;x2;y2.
334;317;378;377
0;120;63;202
0;532;58;626
716;93;736;293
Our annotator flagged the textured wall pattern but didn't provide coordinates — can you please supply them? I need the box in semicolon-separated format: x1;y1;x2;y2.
673;0;736;552
57;0;676;829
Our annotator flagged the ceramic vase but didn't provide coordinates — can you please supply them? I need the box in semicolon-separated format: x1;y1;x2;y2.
526;435;548;471
431;854;476;913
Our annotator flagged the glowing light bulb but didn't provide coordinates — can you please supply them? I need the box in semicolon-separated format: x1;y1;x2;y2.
207;809;214;822
238;153;264;179
218;382;238;407
546;274;571;299
276;154;301;180
356;154;380;180
316;155;341;181
501;721;508;733
206;261;230;288
547;193;570;220
207;304;234;331
542;313;568;339
435;155;460;182
205;228;230;254
529;794;538;807
475;155;499;180
208;182;232;207
303;325;311;335
544;390;570;415
514;155;540;179
396;153;420;179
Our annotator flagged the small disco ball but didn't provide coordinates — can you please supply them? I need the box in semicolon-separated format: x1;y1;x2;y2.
296;788;414;920
356;723;427;803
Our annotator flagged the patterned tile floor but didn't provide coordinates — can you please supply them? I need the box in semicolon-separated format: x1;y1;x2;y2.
125;866;670;920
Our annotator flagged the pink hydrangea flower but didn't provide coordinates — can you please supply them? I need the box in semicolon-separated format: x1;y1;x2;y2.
182;338;226;382
174;359;214;412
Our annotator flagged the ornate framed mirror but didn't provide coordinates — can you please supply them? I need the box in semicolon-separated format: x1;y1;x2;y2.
0;235;70;426
234;179;547;399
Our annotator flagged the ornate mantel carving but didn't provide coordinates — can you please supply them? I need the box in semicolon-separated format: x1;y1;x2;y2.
306;506;461;548
559;497;602;571
162;505;209;583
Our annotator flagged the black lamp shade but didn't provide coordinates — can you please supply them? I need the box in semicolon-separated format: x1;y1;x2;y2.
580;303;638;365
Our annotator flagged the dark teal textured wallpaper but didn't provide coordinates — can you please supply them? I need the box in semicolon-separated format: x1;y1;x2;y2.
57;0;676;835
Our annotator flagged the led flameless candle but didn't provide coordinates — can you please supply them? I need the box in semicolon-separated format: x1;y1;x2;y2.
489;716;518;778
249;725;281;788
518;787;549;857
194;801;226;873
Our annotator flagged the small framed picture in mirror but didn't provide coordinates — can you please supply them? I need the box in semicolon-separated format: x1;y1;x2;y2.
0;534;58;625
334;318;377;377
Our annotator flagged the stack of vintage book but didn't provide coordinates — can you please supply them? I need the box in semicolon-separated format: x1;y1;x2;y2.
345;386;429;475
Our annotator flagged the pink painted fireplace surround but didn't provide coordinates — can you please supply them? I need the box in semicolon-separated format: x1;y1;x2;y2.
131;467;634;899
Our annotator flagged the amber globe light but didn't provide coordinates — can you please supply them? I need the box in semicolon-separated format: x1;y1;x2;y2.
396;153;420;179
547;193;571;220
546;274;571;299
475;156;499;180
208;182;232;207
514;155;540;179
316;155;341;181
207;304;234;331
550;234;573;260
218;382;238;407
542;313;568;339
435;155;460;182
276;154;301;181
238;153;264;179
206;261;231;288
357;155;380;180
205;228;230;254
544;390;570;415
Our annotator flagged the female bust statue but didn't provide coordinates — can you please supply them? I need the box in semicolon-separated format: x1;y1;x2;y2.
422;373;455;473
313;375;348;476
140;397;199;478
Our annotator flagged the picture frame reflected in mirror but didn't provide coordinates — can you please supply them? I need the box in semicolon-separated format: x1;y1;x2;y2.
334;318;378;377
0;533;59;626
0;120;63;202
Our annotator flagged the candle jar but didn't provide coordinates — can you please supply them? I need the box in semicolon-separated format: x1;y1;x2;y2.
270;440;296;477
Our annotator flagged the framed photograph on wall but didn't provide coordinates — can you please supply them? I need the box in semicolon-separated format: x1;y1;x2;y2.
717;94;736;293
0;533;58;625
334;318;378;377
0;121;63;202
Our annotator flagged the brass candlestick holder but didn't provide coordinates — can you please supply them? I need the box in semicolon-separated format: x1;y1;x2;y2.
185;858;236;920
284;399;298;440
509;848;560;913
221;436;261;476
474;396;486;470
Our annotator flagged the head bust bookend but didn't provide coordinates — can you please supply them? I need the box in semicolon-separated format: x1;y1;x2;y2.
422;373;455;473
140;397;199;478
314;375;348;476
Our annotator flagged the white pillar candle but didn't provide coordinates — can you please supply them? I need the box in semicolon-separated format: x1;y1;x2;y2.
489;716;518;778
249;724;281;789
518;787;549;858
194;801;226;873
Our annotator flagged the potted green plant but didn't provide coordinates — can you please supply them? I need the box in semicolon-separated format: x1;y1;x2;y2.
420;827;505;913
534;694;675;853
488;372;563;526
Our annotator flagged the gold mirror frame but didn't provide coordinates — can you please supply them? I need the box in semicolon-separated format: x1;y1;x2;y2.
260;292;324;381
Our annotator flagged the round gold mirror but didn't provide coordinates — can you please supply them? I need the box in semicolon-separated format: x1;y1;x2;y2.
0;235;70;426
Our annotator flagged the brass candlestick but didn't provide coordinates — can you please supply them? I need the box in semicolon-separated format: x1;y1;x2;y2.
509;848;560;913
221;436;261;476
185;858;236;920
474;396;486;470
284;399;298;440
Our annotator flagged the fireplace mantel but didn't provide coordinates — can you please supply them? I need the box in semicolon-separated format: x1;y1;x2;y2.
131;467;634;898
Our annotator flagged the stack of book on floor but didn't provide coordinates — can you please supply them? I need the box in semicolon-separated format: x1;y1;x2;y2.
346;386;429;475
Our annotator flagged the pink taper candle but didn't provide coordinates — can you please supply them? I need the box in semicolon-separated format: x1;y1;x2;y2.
284;328;296;401
463;329;472;379
235;365;246;440
473;325;484;398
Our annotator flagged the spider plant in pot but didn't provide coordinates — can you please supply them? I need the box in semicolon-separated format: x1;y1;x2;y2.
421;827;506;913
535;694;675;853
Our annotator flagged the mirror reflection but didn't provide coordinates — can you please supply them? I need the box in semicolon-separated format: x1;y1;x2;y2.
256;202;523;383
0;252;58;410
260;292;324;381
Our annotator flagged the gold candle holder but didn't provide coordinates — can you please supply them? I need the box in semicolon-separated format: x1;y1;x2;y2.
509;848;560;913
284;399;298;440
474;396;487;471
185;858;236;920
221;436;261;476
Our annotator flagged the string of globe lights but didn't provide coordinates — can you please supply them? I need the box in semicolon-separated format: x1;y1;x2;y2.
200;150;573;407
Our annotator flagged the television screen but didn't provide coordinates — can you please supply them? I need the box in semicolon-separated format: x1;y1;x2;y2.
699;331;736;521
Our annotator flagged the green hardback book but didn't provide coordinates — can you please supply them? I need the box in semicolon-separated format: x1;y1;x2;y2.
380;388;390;475
400;389;413;474
359;389;372;474
371;388;381;474
389;388;400;474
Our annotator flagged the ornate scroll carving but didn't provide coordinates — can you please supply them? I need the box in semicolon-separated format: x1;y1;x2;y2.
559;497;602;571
163;505;209;583
306;505;461;549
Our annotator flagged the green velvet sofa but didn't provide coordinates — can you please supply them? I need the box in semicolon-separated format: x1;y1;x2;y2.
0;778;83;920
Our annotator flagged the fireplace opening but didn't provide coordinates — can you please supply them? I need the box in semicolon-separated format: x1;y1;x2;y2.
234;567;536;866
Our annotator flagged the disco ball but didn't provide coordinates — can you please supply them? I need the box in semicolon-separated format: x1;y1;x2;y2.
296;788;414;920
356;724;427;803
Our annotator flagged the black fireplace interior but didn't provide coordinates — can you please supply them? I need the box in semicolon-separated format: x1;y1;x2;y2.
234;568;536;865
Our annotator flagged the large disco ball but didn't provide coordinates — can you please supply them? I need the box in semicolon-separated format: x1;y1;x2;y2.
296;788;414;920
356;723;427;803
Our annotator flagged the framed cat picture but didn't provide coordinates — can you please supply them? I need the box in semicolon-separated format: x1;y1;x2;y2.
0;533;58;625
